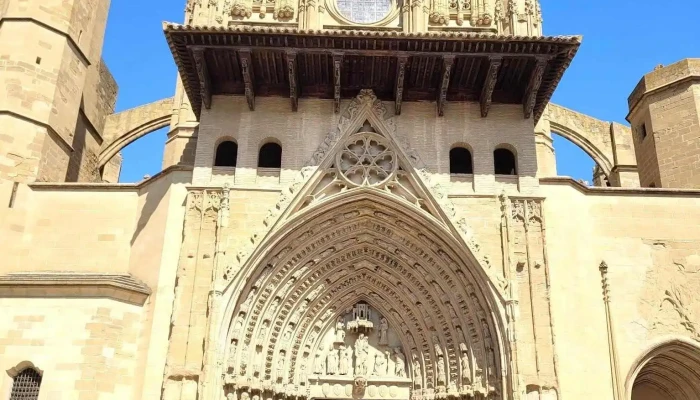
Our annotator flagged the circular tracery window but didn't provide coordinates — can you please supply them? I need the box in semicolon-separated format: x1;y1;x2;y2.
336;132;397;187
336;0;392;24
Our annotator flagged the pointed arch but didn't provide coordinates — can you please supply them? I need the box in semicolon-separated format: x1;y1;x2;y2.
219;190;510;400
625;337;700;400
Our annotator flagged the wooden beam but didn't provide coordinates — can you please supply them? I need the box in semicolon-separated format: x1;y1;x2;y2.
285;50;299;112
394;55;409;115
437;55;455;117
238;49;255;111
332;52;343;113
523;58;547;119
480;56;502;118
191;48;212;109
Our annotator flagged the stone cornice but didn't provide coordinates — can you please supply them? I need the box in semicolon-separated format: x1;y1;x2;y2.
0;273;152;306
540;177;700;197
28;165;193;191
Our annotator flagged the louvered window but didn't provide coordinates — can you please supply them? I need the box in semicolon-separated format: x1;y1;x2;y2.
10;368;42;400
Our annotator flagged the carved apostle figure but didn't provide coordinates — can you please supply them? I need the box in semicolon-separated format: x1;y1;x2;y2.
412;353;422;387
314;346;326;375
227;340;238;373
339;345;353;375
335;316;346;343
373;351;387;376
461;351;472;385
327;347;339;375
378;317;389;345
355;334;369;376
436;355;446;385
277;352;286;380
394;348;406;378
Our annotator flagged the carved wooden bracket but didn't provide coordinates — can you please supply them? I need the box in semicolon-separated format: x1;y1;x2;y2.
286;50;299;112
192;48;212;109
480;56;502;118
239;49;256;111
523;57;547;119
333;52;344;113
394;55;409;115
437;55;455;117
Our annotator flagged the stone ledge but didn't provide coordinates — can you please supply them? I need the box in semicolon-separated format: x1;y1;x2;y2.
0;273;152;305
28;165;193;191
540;176;700;197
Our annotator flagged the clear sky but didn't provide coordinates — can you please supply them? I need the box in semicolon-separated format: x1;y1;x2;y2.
103;0;700;183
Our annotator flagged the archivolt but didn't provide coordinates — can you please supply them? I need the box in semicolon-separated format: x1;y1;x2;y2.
626;338;700;400
219;190;509;399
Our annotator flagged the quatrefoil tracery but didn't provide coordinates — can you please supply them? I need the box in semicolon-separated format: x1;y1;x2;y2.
336;132;397;187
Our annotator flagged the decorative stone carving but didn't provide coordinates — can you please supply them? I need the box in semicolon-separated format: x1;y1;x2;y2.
436;355;446;386
335;316;346;343
355;334;370;375
327;347;339;375
348;303;374;332
373;351;388;376
412;353;422;387
353;376;368;396
339;345;352;375
394;348;406;378
314;346;326;375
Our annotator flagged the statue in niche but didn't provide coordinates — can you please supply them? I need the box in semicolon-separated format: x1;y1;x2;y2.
327;347;339;375
378;317;389;346
433;335;443;357
394;348;406;378
355;334;369;375
472;364;485;395
412;353;422;387
258;321;268;341
299;360;308;384
227;340;238;373
265;298;279;321
283;324;293;342
436;355;446;385
241;288;257;312
373;351;387;376
339;345;353;375
254;348;264;375
233;313;245;336
461;354;472;385
277;351;286;380
314;345;326;375
335;316;346;343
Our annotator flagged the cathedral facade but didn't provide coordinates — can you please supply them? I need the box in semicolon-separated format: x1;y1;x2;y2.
1;1;700;400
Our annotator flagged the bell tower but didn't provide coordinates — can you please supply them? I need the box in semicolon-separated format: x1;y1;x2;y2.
0;0;117;184
627;59;700;188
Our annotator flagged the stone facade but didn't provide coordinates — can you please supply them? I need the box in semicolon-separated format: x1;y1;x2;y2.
2;1;700;400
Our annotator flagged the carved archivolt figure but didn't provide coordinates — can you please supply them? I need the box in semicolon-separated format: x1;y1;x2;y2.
436;355;446;385
412;353;422;387
461;350;472;385
335;317;346;343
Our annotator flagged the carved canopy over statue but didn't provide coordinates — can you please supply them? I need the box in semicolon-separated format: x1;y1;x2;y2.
217;91;511;400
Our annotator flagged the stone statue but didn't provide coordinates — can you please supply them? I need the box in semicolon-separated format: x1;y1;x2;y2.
314;346;325;375
283;324;293;341
335;316;346;343
327;347;339;375
378;317;389;345
339;345;352;375
373;351;387;376
227;340;238;372
412;353;422;387
461;351;472;385
355;334;369;375
277;351;286;380
233;313;245;336
299;356;308;383
436;355;446;385
394;348;406;378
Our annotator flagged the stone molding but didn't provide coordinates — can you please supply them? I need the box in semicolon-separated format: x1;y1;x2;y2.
27;165;193;191
0;273;152;306
539;177;700;197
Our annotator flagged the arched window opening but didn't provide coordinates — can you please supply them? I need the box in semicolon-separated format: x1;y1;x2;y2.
10;368;42;400
450;147;473;174
215;140;238;167
494;148;517;175
258;142;282;169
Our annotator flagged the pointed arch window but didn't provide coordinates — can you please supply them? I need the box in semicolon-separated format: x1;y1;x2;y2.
494;148;517;175
10;368;42;400
258;142;282;169
449;146;473;174
214;140;238;167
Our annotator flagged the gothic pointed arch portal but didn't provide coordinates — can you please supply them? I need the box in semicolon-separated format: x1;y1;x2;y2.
217;91;512;400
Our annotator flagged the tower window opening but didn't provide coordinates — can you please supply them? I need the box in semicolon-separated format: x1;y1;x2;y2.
494;148;517;175
449;147;473;174
638;123;648;140
258;142;282;169
214;140;238;167
10;368;42;400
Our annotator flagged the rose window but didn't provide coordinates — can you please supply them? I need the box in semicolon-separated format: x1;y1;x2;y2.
336;0;392;23
336;132;397;187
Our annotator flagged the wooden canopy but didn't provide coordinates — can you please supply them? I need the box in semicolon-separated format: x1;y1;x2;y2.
164;23;580;121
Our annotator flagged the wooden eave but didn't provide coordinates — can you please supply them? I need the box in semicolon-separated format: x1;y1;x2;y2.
163;23;581;122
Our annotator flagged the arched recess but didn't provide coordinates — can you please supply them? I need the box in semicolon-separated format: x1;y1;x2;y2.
98;97;174;167
625;338;700;400
218;190;510;400
548;104;616;179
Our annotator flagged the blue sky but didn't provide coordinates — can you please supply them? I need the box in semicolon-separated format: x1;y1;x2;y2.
103;0;700;183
